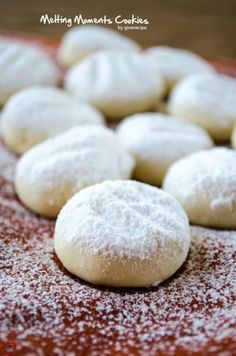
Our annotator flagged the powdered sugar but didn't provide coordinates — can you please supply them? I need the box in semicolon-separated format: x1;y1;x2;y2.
170;73;236;122
0;142;16;183
65;51;165;118
165;148;236;205
0;139;236;354
211;195;235;213
163;147;236;228
17;125;133;188
1;86;104;154
55;180;190;260
143;46;214;87
58;25;141;66
168;72;236;140
0;141;17;199
0;39;60;104
15;125;135;216
116;113;213;185
117;113;213;153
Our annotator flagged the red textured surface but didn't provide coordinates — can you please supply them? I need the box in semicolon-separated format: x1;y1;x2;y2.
0;34;236;355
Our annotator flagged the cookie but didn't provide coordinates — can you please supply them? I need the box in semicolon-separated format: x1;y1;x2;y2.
54;180;190;287
144;46;214;90
117;113;213;185
58;25;140;67
0;39;60;105
15;126;135;217
168;72;236;141
1;86;104;154
65;51;165;119
163;148;236;228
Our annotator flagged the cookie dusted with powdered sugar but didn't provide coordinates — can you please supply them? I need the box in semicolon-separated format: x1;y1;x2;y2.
168;72;236;141
0;138;235;353
163;148;236;228
15;126;135;217
1;86;104;154
54;180;191;287
0;39;60;105
58;25;141;67
143;46;214;90
65;51;165;119
117;113;213;185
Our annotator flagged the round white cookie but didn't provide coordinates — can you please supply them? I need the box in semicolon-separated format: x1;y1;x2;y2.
163;148;236;229
168;72;236;141
58;25;141;67
0;39;60;105
15;126;135;218
54;180;191;287
65;51;165;119
1;86;104;154
143;46;214;90
117;113;213;185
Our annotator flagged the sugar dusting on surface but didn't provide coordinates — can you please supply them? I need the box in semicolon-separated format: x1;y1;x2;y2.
0;140;236;355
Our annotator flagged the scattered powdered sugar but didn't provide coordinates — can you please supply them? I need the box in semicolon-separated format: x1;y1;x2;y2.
0;139;236;354
55;180;190;260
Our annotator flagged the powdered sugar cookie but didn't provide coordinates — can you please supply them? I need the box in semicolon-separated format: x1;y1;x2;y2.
0;39;60;105
168;73;236;141
117;113;213;185
1;86;104;154
54;180;191;287
15;126;135;217
144;46;214;90
65;51;165;119
58;25;141;67
163;148;236;228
